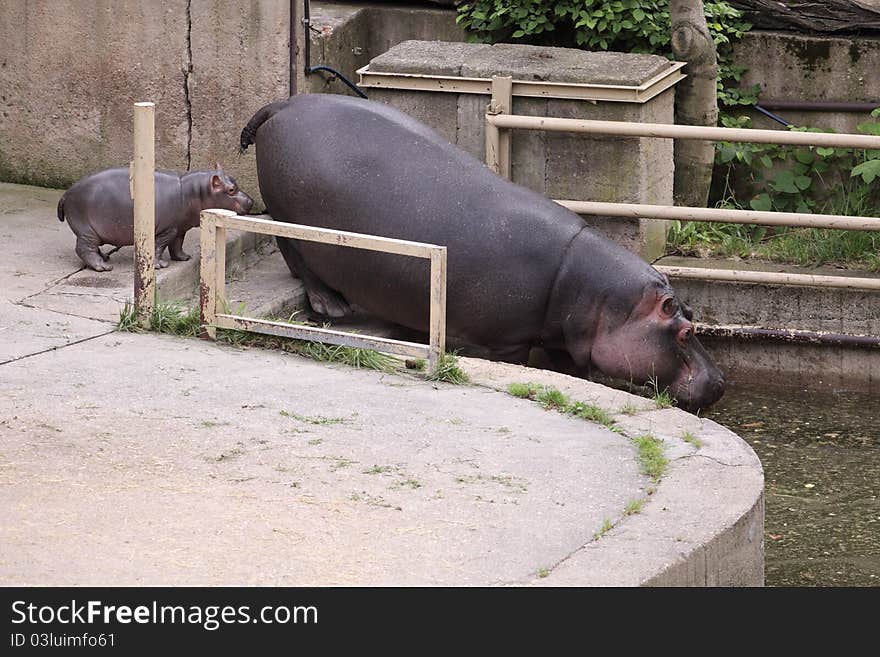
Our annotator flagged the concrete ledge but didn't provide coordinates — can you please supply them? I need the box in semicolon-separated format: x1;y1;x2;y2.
2;181;764;586
658;255;880;392
460;357;765;586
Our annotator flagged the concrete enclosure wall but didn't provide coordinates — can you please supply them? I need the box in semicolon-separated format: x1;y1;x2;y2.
0;0;289;206
731;30;880;133
0;1;464;209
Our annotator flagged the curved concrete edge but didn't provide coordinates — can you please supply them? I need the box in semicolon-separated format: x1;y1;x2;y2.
459;357;765;586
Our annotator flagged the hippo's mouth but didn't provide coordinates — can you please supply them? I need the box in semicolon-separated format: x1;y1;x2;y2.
668;360;725;411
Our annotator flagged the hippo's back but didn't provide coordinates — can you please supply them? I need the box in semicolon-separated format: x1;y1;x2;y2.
250;94;586;345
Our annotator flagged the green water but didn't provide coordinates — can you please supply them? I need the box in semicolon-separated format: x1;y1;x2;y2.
704;385;880;587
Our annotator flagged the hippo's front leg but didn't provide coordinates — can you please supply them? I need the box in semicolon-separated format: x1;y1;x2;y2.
168;231;191;261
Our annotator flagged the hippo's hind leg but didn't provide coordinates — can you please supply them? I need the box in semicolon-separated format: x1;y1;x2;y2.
277;237;351;318
75;234;113;272
168;231;191;261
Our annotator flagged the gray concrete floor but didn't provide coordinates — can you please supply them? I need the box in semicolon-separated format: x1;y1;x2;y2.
0;182;764;586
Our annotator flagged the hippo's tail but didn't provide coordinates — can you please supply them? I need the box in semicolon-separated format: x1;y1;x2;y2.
240;98;292;154
56;193;66;222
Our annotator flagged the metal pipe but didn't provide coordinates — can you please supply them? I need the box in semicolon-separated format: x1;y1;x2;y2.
302;0;310;76
486;113;880;149
758;99;880;113
132;101;155;329
696;324;880;349
556;199;880;232
655;265;880;291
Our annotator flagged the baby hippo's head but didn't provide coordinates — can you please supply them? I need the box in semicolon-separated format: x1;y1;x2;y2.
203;164;254;215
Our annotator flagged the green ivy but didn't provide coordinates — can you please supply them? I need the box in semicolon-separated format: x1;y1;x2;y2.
456;0;757;109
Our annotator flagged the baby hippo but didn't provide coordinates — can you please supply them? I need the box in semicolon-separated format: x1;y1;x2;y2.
57;165;254;271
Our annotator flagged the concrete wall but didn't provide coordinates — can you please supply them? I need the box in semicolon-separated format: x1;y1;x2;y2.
0;1;464;209
0;1;193;188
731;30;880;133
0;0;289;204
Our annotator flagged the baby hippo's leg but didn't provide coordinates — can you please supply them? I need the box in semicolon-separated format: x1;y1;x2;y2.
154;226;178;269
168;231;191;261
75;234;113;272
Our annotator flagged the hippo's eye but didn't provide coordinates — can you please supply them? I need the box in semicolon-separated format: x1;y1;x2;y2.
227;187;236;195
661;297;679;318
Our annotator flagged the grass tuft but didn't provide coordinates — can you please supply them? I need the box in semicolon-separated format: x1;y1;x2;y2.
569;401;616;429
624;499;644;516
647;376;675;409
506;382;620;431
507;382;541;399
118;302;404;373
632;434;668;482
117;300;199;336
682;431;703;449
594;518;613;540
426;352;469;385
535;386;568;411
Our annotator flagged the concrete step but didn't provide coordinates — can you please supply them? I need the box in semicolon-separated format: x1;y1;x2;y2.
224;242;306;320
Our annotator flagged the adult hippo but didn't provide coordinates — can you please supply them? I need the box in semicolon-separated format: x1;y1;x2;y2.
240;94;724;410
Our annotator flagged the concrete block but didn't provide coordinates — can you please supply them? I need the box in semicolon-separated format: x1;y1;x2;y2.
455;94;490;162
306;4;466;97
509;97;549;194
368;89;459;145
189;1;290;212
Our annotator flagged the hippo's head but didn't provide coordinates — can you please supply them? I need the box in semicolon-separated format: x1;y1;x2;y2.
205;164;254;215
564;276;724;411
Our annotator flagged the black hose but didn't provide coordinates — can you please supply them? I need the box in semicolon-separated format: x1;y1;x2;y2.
302;0;368;99
308;65;369;99
753;104;792;127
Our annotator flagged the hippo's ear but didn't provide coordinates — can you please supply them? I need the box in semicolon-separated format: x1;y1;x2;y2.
211;174;224;191
215;161;224;172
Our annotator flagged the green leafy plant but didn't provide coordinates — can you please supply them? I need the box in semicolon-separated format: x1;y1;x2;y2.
670;109;880;270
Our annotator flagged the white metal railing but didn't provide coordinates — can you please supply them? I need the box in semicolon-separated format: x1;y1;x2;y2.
198;210;448;371
483;75;880;292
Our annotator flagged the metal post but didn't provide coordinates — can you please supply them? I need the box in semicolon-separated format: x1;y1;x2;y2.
428;247;447;373
485;76;512;177
199;210;218;339
290;0;308;95
132;101;155;329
